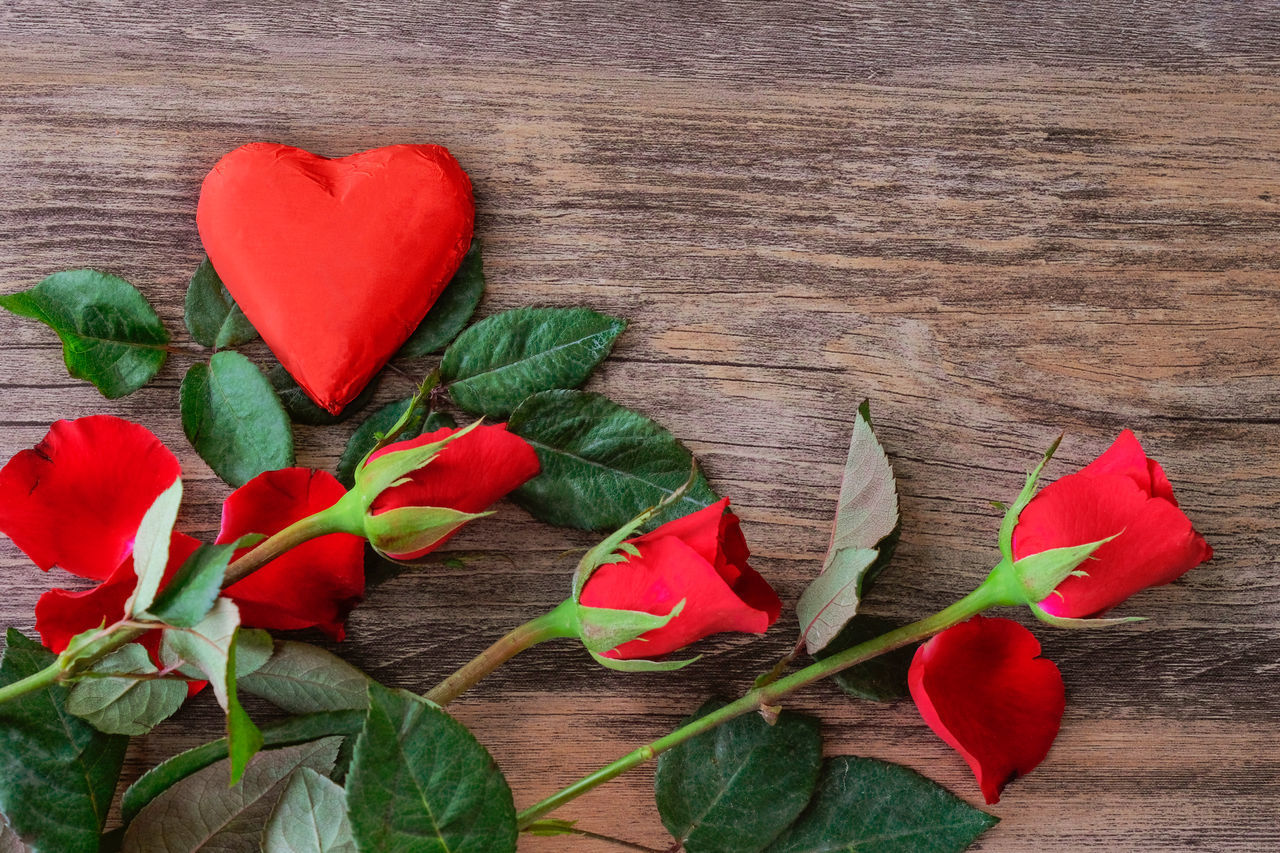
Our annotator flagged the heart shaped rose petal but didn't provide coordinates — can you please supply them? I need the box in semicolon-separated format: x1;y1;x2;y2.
197;143;474;414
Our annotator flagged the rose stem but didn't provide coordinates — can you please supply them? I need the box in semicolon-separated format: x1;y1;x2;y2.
514;580;1003;829
424;599;577;705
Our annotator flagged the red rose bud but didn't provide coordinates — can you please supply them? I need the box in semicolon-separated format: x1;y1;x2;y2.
909;616;1065;804
353;421;540;560
578;499;781;660
1012;430;1212;619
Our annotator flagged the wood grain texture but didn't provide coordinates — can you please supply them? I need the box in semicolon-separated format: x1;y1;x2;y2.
1;3;1278;850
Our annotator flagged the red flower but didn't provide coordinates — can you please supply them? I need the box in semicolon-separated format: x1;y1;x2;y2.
579;499;782;659
0;415;181;580
366;423;540;560
1;416;367;655
1013;430;1212;618
909;616;1065;804
220;468;365;639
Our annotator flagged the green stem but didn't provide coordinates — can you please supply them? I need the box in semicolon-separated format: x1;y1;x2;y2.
516;581;1003;829
0;502;358;708
425;599;577;706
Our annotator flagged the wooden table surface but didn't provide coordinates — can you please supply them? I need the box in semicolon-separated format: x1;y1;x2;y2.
2;3;1278;851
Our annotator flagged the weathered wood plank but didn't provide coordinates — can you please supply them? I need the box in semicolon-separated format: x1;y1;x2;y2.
1;6;1278;851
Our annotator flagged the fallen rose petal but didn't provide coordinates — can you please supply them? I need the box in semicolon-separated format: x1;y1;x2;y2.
909;615;1065;804
0;415;181;580
219;468;366;640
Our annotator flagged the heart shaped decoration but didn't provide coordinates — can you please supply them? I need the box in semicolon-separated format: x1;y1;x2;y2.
197;142;475;414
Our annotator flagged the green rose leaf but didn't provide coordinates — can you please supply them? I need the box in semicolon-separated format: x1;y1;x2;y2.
183;258;258;349
268;364;378;427
397;238;486;359
764;757;997;853
509;390;718;530
121;710;363;826
337;396;427;488
0;630;128;853
160;600;265;783
65;643;187;737
796;402;901;654
121;737;341;852
181;350;295;487
261;767;356;853
0;269;168;398
813;614;915;703
442;307;626;417
346;684;517;853
126;479;183;616
238;641;371;714
144;535;263;628
655;699;823;853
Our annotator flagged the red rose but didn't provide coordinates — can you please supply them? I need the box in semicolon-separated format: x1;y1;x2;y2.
909;616;1065;804
1013;430;1212;617
365;423;540;560
578;499;781;659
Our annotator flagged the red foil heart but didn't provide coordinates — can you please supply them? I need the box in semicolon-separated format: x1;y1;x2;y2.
197;143;474;414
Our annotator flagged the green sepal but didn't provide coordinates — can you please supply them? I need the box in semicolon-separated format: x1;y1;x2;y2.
997;434;1062;561
354;417;481;504
364;506;492;561
577;601;685;654
588;650;700;672
1031;604;1147;629
987;535;1116;606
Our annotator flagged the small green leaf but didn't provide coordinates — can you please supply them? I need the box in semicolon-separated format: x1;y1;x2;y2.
509;390;718;530
66;644;187;736
337;397;426;488
127;479;183;616
0;269;168;398
442;307;626;417
814;614;915;703
268;364;377;426
160;600;263;783
144;535;263;628
796;404;900;654
521;819;578;837
261;767;356;853
655;699;823;853
183;258;258;349
397;238;486;358
121;737;341;852
238;641;371;714
346;684;517;853
181;351;295;487
763;756;997;853
121;711;364;825
0;630;128;853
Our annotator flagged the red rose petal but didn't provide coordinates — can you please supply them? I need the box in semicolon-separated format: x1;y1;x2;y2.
581;535;775;659
630;499;729;567
1078;428;1152;493
909;616;1065;804
219;468;365;640
368;424;539;559
0;416;181;580
1013;472;1212;618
